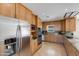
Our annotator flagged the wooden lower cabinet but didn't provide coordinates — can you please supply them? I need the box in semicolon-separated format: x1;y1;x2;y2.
64;39;79;56
30;39;38;55
44;33;64;43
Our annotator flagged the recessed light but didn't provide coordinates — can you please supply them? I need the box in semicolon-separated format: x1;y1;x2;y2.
65;9;68;11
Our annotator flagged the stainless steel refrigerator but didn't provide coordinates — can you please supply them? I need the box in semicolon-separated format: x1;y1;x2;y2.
0;16;31;56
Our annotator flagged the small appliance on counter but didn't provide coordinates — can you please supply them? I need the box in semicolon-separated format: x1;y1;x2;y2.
58;31;65;35
37;28;42;45
65;32;74;39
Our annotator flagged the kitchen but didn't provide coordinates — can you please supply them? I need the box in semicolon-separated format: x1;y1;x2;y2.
0;3;79;56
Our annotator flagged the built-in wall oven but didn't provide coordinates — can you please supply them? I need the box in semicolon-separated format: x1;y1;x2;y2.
4;37;16;56
37;28;42;45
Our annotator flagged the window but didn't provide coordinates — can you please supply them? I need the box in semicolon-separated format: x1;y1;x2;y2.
47;25;56;32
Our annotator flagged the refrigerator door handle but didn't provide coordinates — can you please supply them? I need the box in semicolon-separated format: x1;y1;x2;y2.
16;24;22;55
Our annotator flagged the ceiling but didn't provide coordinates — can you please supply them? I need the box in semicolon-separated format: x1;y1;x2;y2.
22;3;79;22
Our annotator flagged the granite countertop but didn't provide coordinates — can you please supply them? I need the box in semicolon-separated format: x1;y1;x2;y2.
67;37;79;52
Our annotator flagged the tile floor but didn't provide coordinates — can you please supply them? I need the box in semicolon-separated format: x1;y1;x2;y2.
33;42;67;56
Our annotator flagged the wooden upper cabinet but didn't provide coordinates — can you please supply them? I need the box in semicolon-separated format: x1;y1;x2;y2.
16;4;26;21
0;3;39;25
65;18;70;31
16;3;32;23
61;20;65;32
69;17;76;31
0;3;15;18
64;17;76;32
37;17;42;28
25;7;32;24
32;14;36;25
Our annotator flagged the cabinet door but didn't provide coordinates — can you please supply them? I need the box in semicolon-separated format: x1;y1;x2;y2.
65;19;70;31
55;35;64;43
44;33;64;43
32;14;36;25
0;3;15;18
65;17;76;32
16;4;26;21
37;17;42;28
37;17;40;28
30;39;37;55
64;39;79;56
25;8;32;24
69;18;76;31
61;20;65;32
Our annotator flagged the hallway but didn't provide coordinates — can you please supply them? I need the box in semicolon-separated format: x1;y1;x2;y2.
33;42;67;56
